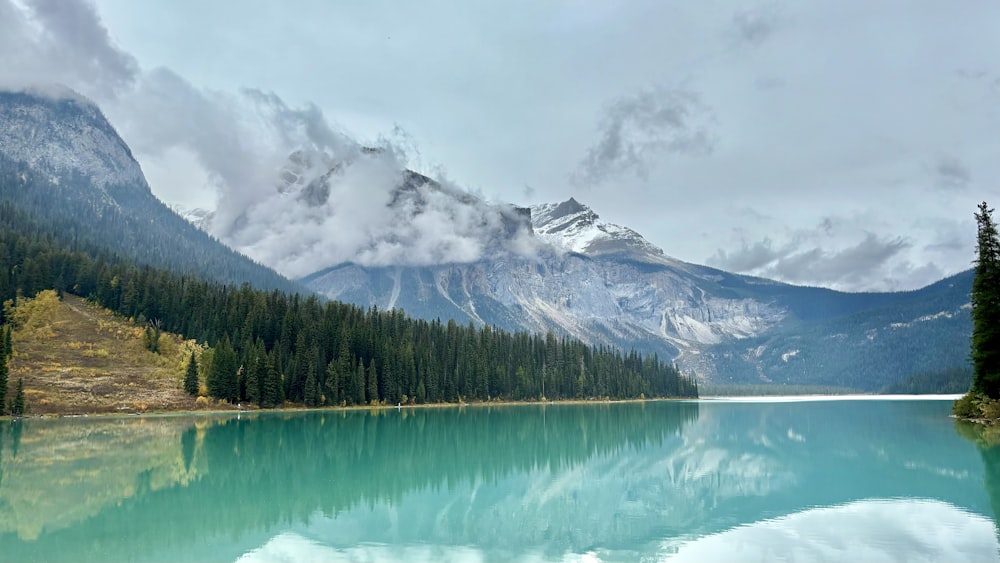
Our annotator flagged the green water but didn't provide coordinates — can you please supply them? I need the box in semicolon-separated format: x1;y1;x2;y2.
0;398;997;562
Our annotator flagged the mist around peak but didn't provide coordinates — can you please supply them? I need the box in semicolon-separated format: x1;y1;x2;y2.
217;147;543;278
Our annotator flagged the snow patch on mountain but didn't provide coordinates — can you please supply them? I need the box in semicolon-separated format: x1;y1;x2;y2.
170;204;213;231
0;88;146;188
531;198;669;262
889;310;956;330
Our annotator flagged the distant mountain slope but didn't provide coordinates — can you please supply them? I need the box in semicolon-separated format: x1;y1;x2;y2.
0;88;301;293
706;269;972;391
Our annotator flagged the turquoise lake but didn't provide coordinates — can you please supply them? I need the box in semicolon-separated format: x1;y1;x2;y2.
1;397;998;562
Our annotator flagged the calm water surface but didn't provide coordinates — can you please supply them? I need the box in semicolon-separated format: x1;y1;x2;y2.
1;398;997;562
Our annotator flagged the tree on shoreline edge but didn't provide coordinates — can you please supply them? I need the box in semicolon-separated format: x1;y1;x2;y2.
971;202;1000;398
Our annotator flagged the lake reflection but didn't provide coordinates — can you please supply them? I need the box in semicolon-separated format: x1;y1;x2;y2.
1;399;997;562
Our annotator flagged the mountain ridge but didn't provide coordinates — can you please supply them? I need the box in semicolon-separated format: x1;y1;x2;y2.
0;87;301;294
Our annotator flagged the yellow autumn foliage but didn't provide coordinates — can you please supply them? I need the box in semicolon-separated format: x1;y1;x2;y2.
3;289;61;336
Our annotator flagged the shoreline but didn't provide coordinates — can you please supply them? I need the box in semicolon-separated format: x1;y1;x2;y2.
0;393;965;421
700;393;963;403
0;395;695;420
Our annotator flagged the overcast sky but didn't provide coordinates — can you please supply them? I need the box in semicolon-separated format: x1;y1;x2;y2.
3;0;999;291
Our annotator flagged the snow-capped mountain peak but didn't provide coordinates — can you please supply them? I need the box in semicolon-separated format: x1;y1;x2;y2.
530;198;669;262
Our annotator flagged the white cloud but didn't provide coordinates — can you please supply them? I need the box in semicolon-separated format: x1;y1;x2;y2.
0;0;137;99
572;87;715;186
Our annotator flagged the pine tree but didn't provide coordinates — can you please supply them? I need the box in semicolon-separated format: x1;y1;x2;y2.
246;343;264;405
325;358;341;406
0;329;7;415
304;362;318;407
208;335;239;402
206;347;220;399
183;351;199;396
261;351;283;408
972;202;1000;398
284;354;298;402
143;324;159;353
354;359;366;405
10;377;24;416
367;359;379;405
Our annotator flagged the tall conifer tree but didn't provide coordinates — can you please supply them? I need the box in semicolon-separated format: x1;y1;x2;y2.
0;329;8;415
208;335;239;402
261;351;283;408
972;202;1000;397
183;351;199;396
10;377;24;416
304;360;318;407
354;359;366;405
0;326;10;415
246;342;265;405
367;359;379;405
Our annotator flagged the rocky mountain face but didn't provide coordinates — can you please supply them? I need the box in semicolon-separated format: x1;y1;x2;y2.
0;87;299;293
0;86;144;189
301;193;973;390
302;199;784;363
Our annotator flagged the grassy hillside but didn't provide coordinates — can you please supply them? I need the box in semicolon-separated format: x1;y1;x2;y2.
5;291;224;415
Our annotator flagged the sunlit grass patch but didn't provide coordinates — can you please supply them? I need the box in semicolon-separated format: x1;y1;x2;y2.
6;291;210;414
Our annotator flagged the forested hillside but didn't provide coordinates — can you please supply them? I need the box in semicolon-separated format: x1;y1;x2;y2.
0;203;697;410
0;111;299;294
706;270;973;392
